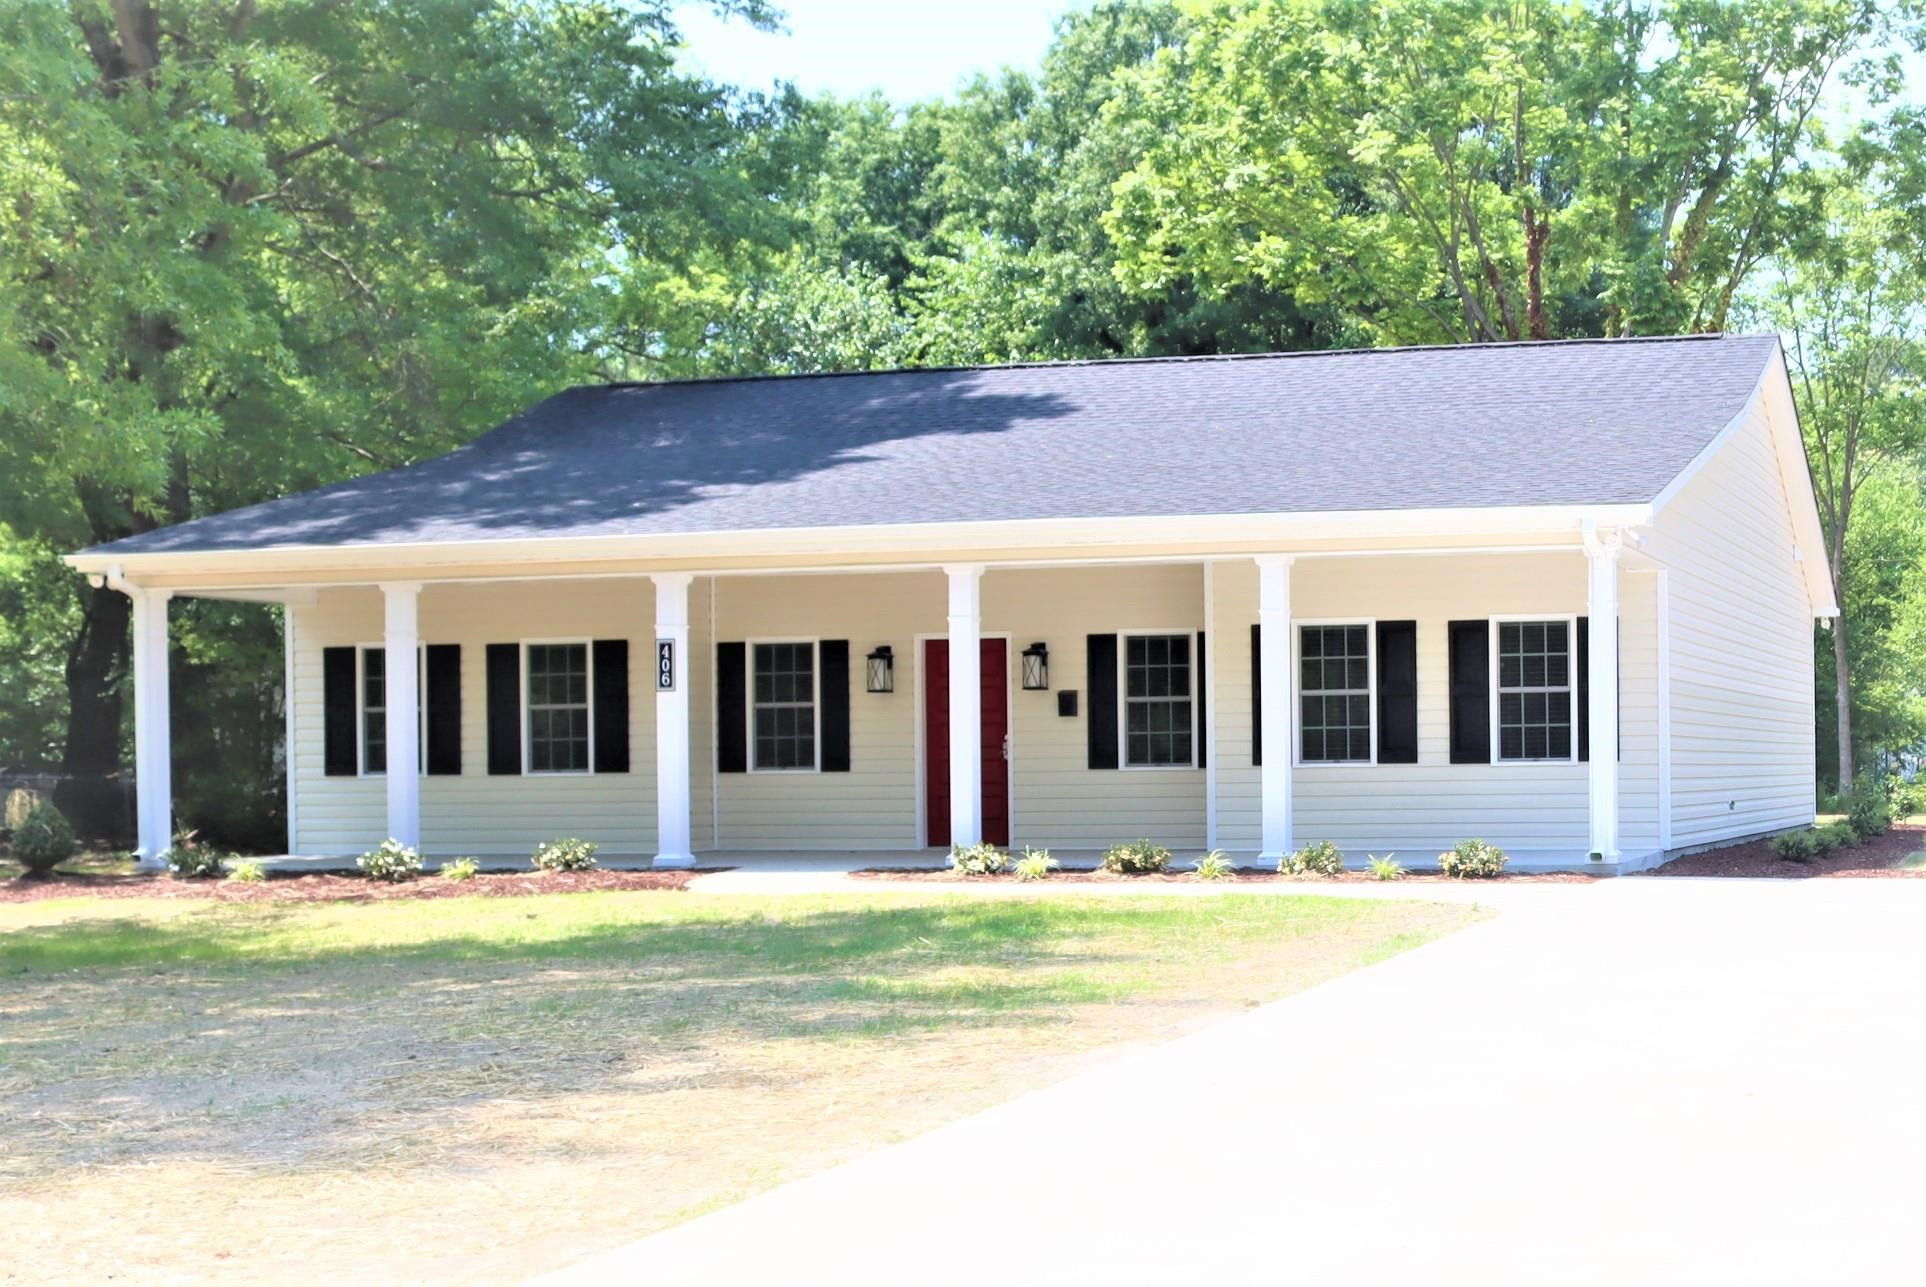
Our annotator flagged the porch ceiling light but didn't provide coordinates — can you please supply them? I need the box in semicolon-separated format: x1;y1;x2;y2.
866;645;895;694
1021;642;1049;691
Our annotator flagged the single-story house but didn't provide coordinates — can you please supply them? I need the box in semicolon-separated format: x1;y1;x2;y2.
67;334;1832;874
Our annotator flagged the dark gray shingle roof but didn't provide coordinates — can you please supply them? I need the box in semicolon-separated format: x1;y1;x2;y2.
88;334;1780;556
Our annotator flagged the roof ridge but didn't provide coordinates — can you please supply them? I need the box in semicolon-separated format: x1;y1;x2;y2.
587;332;1771;394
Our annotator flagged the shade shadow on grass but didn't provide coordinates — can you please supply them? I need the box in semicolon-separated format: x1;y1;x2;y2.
0;893;1455;1180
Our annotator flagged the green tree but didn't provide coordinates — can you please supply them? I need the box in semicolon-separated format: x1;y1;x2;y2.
0;0;771;838
1761;150;1926;788
1107;0;1905;344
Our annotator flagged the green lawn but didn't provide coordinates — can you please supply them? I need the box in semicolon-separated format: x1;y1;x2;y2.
1;889;1476;1284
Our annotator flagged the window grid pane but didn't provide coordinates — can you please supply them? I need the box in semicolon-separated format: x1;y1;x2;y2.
1125;634;1193;766
1496;621;1572;761
754;642;816;770
528;643;590;773
1299;625;1371;763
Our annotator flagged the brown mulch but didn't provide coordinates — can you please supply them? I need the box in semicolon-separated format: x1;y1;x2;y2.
850;865;1600;885
0;867;717;904
1642;823;1926;879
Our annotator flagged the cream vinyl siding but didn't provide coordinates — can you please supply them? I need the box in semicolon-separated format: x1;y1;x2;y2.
1212;554;1631;857
710;565;1205;850
291;581;657;857
1645;390;1817;848
985;565;1205;851
711;572;928;849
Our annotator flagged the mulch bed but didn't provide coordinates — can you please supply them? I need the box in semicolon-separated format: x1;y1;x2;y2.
850;866;1600;885
1642;823;1925;879
0;867;716;904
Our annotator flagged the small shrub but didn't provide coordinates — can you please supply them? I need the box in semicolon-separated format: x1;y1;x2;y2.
1847;779;1891;839
1191;849;1235;881
9;802;76;878
1438;839;1508;879
1279;839;1344;877
226;859;266;883
441;857;481;882
531;837;598;872
1100;838;1170;874
357;838;422;882
949;841;1007;875
163;831;229;880
1367;853;1405;882
1771;829;1819;862
1888;777;1926;819
1815;821;1856;854
1012;847;1057;881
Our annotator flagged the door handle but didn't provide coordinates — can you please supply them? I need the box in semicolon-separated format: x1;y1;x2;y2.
1002;733;1011;761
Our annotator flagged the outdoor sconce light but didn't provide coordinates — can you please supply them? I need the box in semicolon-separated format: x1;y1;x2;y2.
866;645;895;693
1021;642;1049;691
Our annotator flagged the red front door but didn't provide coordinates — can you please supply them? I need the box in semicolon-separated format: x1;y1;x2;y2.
923;639;1010;847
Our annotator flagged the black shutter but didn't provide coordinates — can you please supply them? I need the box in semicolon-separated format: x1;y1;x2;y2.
820;640;851;772
592;639;630;773
1376;621;1418;764
323;646;357;777
486;643;521;775
425;644;462;775
1250;623;1262;767
1576;617;1589;762
1086;633;1118;770
1194;631;1206;769
716;642;747;773
1447;620;1491;765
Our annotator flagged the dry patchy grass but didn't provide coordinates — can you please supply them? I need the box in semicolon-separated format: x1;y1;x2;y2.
0;890;1475;1283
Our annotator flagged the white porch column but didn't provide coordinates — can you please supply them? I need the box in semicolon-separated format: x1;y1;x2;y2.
946;564;984;848
653;573;696;869
382;582;421;849
131;587;174;868
1257;555;1294;862
1585;526;1622;860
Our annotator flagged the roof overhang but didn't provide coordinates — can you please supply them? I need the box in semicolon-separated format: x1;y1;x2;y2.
65;503;1651;592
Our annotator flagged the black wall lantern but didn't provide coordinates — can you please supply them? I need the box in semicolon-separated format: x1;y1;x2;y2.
1021;642;1049;691
865;645;895;694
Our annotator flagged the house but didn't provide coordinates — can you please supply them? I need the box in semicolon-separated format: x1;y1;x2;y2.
66;334;1833;874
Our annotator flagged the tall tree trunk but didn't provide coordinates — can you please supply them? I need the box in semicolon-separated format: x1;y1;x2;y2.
1832;616;1854;790
59;584;135;841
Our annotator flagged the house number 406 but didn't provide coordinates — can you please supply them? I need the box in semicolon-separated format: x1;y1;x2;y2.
656;640;676;692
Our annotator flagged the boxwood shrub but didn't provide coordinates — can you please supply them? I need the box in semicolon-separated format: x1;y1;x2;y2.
532;837;598;872
9;803;76;878
1438;839;1508;879
1100;839;1170;874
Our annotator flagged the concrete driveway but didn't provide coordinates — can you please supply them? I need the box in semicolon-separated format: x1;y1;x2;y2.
537;878;1926;1285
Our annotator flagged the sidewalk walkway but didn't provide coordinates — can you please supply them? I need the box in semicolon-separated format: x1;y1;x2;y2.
535;877;1926;1286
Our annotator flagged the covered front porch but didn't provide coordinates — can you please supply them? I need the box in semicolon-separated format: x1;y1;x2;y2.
106;526;1666;876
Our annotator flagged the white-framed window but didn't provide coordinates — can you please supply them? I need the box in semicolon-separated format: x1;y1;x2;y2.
1491;617;1577;762
1121;631;1195;768
752;639;818;771
1298;622;1374;764
525;641;592;774
358;645;424;776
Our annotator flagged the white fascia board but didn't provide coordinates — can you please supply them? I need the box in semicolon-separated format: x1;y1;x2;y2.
64;503;1651;584
1647;343;1837;619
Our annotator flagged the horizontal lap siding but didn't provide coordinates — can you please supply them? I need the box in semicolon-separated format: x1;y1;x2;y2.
291;582;656;857
714;572;931;849
713;566;1206;850
1212;553;1611;854
988;565;1206;850
1645;395;1816;848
